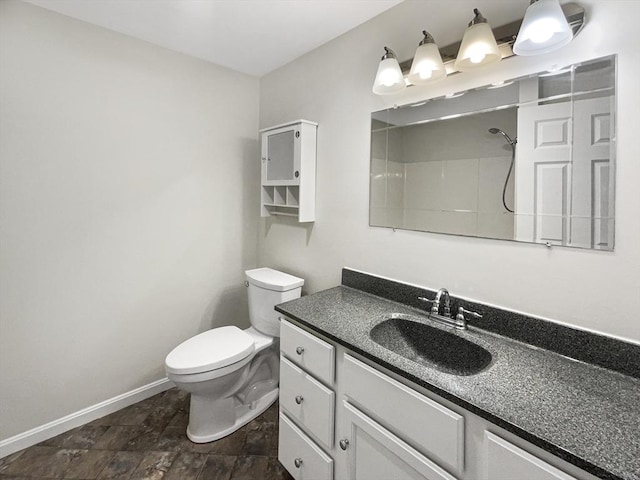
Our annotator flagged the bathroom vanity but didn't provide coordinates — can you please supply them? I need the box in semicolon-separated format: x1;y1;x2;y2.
275;269;640;480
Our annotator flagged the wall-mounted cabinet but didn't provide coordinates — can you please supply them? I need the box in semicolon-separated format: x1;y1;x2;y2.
260;120;317;222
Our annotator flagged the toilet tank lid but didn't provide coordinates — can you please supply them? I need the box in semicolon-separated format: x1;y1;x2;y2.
245;268;304;291
165;326;255;375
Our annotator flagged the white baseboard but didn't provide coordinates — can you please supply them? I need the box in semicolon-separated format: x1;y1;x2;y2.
0;377;174;459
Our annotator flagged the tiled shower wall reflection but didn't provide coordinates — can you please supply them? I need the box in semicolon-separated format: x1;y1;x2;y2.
370;110;516;239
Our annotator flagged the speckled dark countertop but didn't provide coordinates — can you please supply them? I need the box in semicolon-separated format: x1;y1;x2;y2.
276;286;640;480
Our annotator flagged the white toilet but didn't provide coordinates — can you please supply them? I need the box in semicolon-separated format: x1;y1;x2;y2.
164;267;304;443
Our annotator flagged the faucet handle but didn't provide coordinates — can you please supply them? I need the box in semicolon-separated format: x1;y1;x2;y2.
418;296;438;314
456;306;483;322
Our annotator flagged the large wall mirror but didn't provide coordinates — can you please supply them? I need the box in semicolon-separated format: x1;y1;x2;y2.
370;55;616;250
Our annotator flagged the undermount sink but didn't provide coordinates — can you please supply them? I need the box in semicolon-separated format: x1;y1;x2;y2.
370;315;492;376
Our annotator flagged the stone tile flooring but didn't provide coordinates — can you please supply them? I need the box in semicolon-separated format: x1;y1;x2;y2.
0;388;293;480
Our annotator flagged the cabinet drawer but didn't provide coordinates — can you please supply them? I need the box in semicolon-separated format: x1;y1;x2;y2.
343;354;464;474
485;432;577;480
280;319;335;385
343;401;457;480
279;411;333;480
280;355;335;448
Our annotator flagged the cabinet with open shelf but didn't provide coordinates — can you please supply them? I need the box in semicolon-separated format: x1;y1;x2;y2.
260;120;317;222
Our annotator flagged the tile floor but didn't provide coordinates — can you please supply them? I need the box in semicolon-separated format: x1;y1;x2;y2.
0;388;293;480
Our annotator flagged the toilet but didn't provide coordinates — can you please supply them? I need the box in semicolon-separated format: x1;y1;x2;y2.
164;267;304;443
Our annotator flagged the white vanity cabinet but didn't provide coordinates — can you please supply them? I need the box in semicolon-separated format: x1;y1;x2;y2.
260;120;317;222
277;317;600;480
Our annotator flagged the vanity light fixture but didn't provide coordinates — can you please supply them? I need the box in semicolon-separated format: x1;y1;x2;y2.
372;47;406;95
407;31;446;85
371;3;585;96
513;0;573;55
454;9;501;71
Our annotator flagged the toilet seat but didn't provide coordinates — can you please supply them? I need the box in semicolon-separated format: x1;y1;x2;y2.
165;326;255;375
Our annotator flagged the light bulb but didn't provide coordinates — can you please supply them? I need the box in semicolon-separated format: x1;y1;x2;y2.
454;10;501;71
469;50;486;64
380;69;397;87
528;19;560;43
372;48;406;95
513;0;574;56
419;68;433;80
407;32;446;86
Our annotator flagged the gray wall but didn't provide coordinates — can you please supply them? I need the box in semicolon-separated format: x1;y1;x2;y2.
0;0;260;440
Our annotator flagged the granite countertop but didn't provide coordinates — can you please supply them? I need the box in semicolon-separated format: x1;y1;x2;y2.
276;286;640;480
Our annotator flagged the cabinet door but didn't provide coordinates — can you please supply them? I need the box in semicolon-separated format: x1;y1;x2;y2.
262;126;300;185
340;401;457;480
484;432;577;480
342;354;463;473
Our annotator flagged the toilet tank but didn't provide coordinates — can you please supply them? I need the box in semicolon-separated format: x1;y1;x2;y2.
245;268;304;337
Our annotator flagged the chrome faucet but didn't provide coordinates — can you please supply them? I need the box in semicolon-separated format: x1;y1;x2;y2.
433;288;451;317
417;288;451;317
418;288;482;330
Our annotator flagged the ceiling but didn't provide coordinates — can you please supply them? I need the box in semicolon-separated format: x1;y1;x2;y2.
24;0;404;77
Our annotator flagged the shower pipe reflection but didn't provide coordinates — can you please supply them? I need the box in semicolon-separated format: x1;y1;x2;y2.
489;127;517;213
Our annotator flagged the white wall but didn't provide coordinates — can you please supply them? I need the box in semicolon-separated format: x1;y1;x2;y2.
258;0;640;343
0;0;259;440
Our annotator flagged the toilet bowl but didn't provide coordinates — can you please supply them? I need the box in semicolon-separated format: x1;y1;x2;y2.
164;268;304;443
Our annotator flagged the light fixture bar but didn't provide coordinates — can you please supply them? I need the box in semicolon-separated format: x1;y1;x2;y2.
397;2;584;74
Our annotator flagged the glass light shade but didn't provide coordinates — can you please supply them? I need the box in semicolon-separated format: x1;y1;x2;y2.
372;57;406;95
513;0;573;55
408;43;446;85
454;22;501;71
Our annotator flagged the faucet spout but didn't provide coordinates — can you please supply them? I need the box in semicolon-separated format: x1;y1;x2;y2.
433;288;451;317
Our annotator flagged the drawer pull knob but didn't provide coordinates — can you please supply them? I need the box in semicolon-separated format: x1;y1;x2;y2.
294;458;303;468
295;347;304;355
339;438;350;450
295;395;304;404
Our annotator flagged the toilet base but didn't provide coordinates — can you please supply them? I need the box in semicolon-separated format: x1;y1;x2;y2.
186;388;279;443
